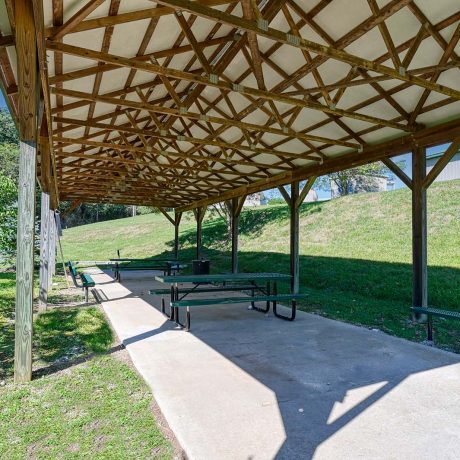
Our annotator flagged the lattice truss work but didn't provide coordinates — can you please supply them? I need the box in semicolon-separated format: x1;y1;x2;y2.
1;0;460;209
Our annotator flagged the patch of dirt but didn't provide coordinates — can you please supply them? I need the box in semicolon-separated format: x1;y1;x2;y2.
67;443;80;453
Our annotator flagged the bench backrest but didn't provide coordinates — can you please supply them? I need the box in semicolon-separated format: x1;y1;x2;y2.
67;261;79;279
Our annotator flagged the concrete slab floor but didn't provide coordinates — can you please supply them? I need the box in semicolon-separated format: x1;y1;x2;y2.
92;269;460;460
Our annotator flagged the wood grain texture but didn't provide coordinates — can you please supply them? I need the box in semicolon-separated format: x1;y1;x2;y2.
14;141;37;383
289;182;300;294
15;0;37;141
38;192;50;311
412;147;427;309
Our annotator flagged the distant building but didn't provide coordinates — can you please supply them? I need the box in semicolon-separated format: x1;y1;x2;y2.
426;149;460;182
303;189;318;203
330;174;389;198
244;192;268;207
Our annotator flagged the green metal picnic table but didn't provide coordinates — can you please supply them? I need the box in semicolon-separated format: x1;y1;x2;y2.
153;272;294;326
112;259;184;281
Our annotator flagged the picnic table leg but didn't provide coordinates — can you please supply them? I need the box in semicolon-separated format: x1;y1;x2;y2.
85;287;89;303
273;282;297;321
266;281;270;311
250;281;269;314
427;314;433;341
168;285;175;320
185;306;191;332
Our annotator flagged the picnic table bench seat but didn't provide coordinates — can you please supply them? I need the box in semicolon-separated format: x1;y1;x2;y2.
171;293;308;331
67;261;95;303
411;306;460;341
150;284;262;315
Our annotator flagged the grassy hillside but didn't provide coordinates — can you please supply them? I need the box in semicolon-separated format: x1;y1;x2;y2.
62;180;460;351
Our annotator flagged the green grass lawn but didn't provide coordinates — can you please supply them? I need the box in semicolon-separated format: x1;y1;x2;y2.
0;272;173;458
62;180;460;352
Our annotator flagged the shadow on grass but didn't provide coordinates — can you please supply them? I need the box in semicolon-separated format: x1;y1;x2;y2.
0;271;113;380
170;202;323;248
135;241;460;352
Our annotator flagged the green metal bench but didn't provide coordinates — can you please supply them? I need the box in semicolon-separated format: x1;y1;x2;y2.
67;261;96;303
171;293;308;331
411;307;460;341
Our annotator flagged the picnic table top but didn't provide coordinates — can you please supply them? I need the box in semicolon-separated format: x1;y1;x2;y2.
155;272;292;284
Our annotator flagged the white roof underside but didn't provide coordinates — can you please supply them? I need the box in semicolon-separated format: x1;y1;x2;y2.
2;0;460;206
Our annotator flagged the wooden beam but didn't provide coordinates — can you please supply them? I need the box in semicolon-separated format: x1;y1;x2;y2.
51;91;358;149
47;42;413;132
412;146;427;311
0;35;15;47
278;185;291;206
16;0;37;141
382;157;412;189
39;192;50;311
50;0;106;40
296;176;317;208
158;207;175;225
62;199;82;218
154;0;460;101
176;117;460;211
423;137;460;188
44;0;237;37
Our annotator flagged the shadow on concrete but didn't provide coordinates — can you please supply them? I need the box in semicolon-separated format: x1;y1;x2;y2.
114;270;460;459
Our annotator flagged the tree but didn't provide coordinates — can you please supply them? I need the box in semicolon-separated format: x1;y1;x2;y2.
316;162;393;197
0;109;19;180
0;143;19;180
0;109;18;144
0;174;18;260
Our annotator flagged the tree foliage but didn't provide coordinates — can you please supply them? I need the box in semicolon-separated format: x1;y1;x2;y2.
316;162;391;197
0;174;18;259
0;109;18;145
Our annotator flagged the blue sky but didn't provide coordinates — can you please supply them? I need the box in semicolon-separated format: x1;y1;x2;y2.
0;92;7;109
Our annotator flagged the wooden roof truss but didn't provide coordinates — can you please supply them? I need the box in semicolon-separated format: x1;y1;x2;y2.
1;0;460;210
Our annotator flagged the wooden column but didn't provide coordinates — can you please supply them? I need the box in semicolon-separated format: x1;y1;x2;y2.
14;0;38;383
194;207;206;259
38;193;50;311
230;196;246;273
279;178;316;294
412;146;427;309
290;182;300;294
48;211;56;288
174;212;182;260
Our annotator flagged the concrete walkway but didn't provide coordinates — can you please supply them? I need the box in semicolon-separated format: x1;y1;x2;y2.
92;269;460;460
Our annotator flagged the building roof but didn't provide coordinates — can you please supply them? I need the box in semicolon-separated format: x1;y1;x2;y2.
1;0;460;210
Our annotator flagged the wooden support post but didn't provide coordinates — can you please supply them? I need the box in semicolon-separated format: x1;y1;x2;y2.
174;212;182;260
48;211;56;288
230;195;246;273
231;198;239;274
15;141;37;383
38;193;50;311
412;146;427;310
14;0;38;384
290;181;300;294
279;178;315;294
194;207;206;260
